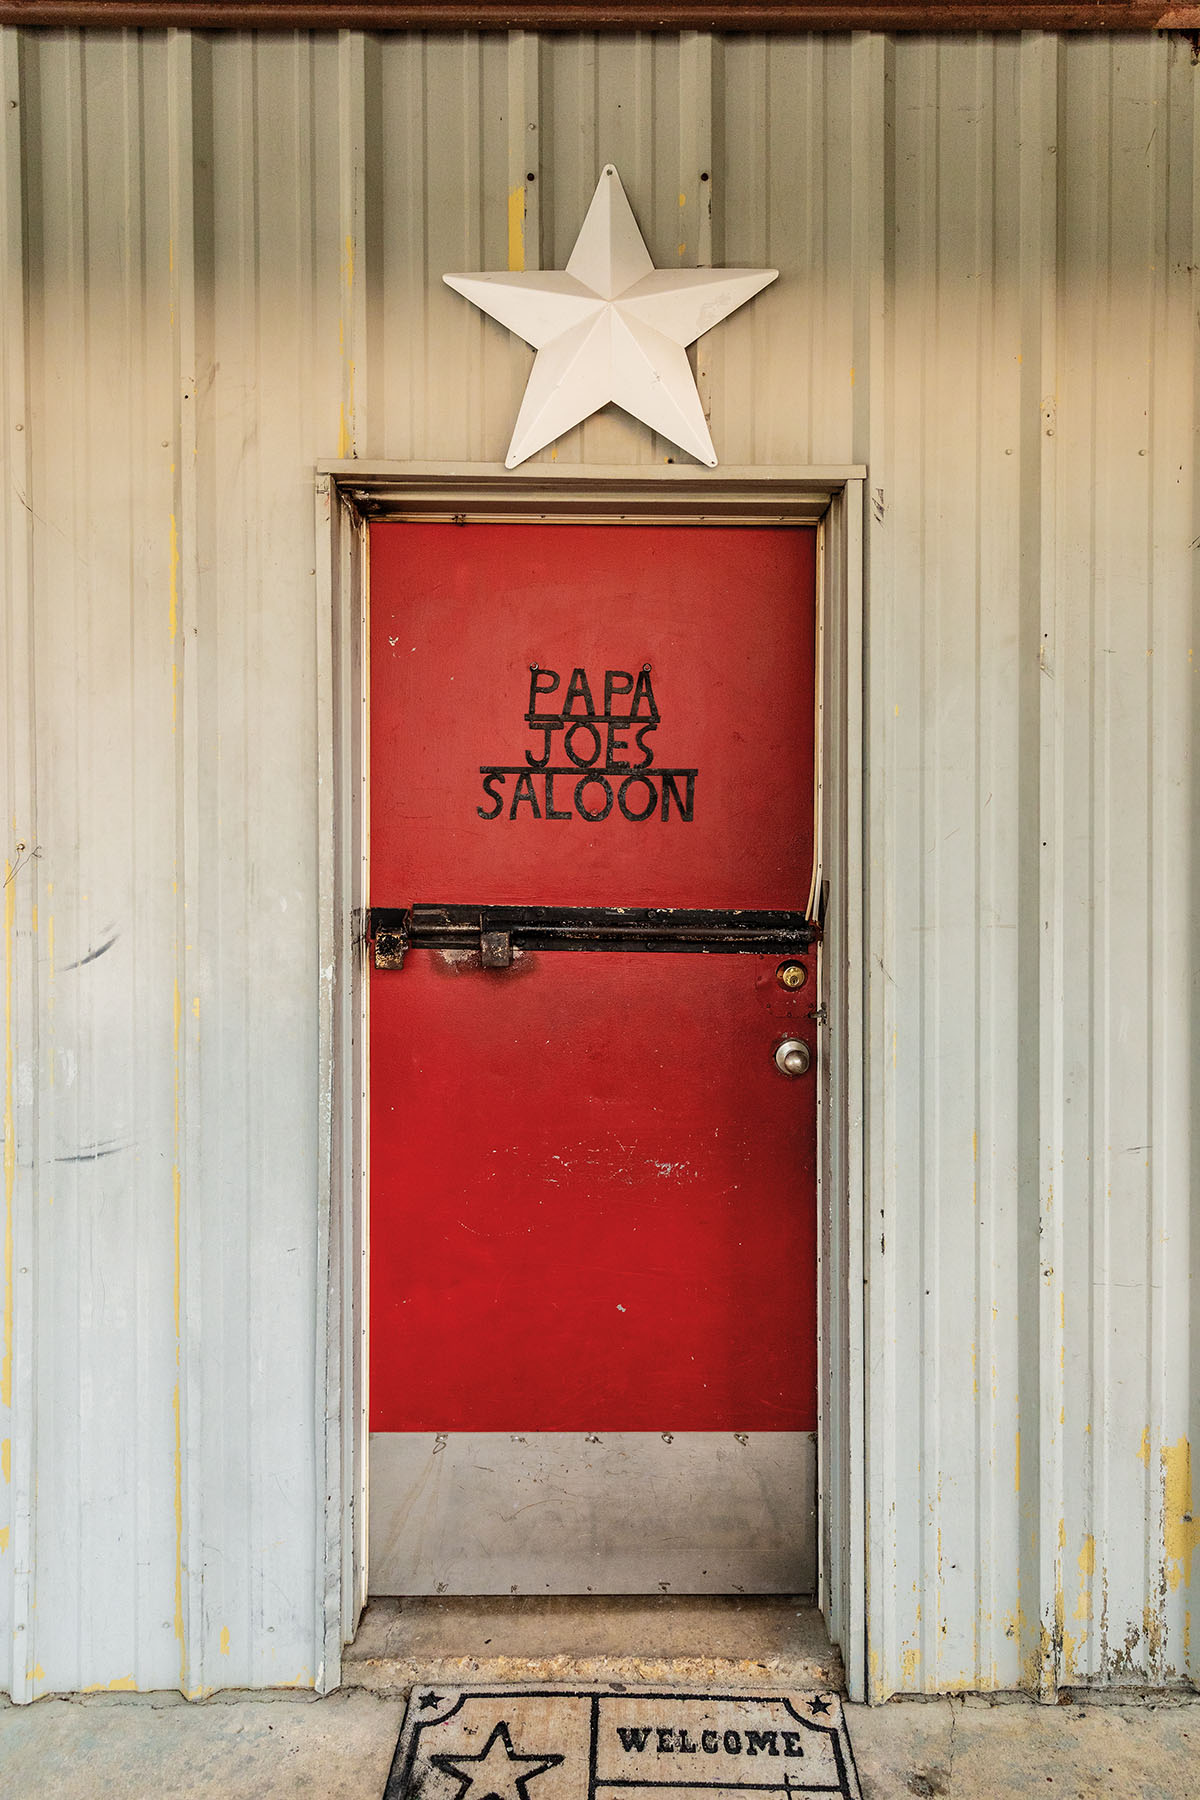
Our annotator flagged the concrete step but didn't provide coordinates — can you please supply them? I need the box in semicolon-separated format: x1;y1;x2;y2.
341;1595;843;1693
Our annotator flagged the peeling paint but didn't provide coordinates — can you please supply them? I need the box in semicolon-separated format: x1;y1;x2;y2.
219;1626;230;1656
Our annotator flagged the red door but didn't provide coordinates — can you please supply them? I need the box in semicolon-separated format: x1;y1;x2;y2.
368;522;818;1592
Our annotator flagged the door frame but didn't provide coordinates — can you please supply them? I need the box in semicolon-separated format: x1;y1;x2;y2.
313;461;866;1695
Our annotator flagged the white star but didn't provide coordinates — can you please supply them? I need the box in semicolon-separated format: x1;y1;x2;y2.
444;165;777;468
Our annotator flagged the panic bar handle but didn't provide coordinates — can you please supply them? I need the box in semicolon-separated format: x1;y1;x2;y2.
369;904;819;970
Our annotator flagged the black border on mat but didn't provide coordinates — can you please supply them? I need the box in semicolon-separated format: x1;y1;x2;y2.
382;1689;863;1800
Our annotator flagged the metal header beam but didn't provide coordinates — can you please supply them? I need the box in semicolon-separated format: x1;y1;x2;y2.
1;0;1197;29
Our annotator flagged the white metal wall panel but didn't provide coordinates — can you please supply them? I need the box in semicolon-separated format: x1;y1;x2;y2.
0;24;1196;1702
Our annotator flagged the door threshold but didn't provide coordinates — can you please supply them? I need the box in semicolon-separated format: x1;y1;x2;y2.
341;1596;842;1695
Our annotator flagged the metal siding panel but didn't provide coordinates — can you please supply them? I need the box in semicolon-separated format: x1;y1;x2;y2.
2;23;1197;1702
16;28;183;1698
188;27;345;1693
0;23;34;1707
1053;33;1198;1690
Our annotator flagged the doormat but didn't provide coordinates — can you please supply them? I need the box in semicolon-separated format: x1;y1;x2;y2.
382;1686;862;1800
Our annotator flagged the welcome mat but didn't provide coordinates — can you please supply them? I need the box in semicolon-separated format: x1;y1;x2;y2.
383;1686;862;1800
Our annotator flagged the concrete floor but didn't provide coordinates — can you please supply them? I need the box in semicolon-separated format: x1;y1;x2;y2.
3;1686;1198;1800
1;1599;1197;1800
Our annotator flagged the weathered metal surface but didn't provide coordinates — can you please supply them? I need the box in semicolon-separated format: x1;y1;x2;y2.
369;905;820;962
368;1433;818;1595
0;2;1197;30
0;22;1195;1708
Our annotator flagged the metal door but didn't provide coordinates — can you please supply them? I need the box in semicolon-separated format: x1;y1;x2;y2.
368;521;819;1594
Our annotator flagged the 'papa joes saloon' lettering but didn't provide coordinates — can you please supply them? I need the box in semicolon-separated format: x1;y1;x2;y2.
477;665;697;824
615;1725;806;1758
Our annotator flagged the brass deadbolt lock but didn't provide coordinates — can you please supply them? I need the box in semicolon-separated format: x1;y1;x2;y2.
776;961;807;991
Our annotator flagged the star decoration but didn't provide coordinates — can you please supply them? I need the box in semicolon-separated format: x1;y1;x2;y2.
809;1695;832;1716
431;1720;564;1800
419;1691;448;1710
444;165;777;468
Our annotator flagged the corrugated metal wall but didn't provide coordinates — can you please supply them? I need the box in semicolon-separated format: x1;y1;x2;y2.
0;24;1195;1701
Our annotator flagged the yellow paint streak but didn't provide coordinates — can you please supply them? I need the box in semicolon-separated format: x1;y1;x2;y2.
169;512;179;642
344;231;355;291
1162;1438;1199;1592
32;1662;43;1680
678;242;686;259
1061;1625;1078;1681
508;185;526;272
82;1675;139;1694
899;1643;920;1682
1138;1425;1152;1466
47;914;54;981
3;862;14;1409
678;190;686;207
338;401;350;460
219;1626;230;1656
1;1438;8;1481
1073;1534;1094;1622
192;996;200;1020
1014;1428;1020;1493
0;1525;8;1551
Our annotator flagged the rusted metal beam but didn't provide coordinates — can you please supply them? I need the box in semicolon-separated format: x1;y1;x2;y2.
0;0;1197;31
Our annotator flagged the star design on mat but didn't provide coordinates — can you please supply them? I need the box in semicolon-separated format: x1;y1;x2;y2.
809;1696;832;1716
444;165;777;468
431;1720;564;1800
419;1691;448;1709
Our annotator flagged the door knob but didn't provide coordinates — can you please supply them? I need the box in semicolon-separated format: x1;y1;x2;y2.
774;1038;811;1078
